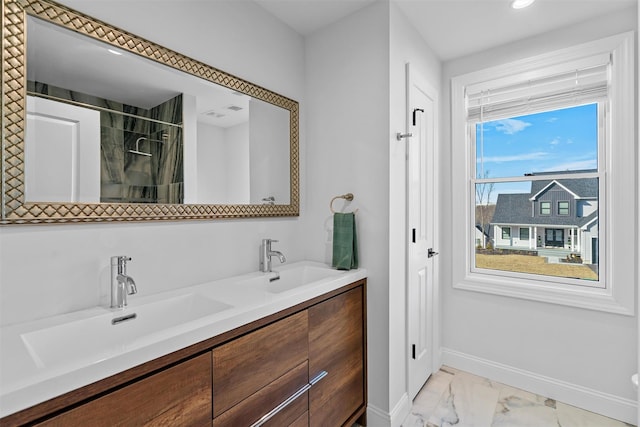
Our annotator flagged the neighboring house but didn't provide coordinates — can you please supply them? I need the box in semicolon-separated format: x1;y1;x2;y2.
491;175;599;264
475;224;493;248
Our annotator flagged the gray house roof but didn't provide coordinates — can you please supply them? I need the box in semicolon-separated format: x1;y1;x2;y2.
530;178;598;200
578;210;598;228
492;178;598;227
491;193;532;225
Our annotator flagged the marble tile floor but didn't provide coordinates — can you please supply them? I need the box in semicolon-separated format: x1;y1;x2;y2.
402;366;635;427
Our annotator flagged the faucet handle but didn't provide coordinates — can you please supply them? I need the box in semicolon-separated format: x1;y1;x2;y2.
111;255;132;264
262;238;278;247
111;256;132;275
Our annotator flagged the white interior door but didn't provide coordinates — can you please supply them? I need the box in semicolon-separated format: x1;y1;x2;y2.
25;96;101;203
406;63;439;400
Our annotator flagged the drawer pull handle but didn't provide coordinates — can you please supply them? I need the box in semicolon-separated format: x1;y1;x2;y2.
250;370;328;427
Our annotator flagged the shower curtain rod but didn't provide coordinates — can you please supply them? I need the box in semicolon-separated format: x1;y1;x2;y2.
27;91;183;129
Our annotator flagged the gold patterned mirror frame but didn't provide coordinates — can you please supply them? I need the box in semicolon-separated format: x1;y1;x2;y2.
1;0;299;224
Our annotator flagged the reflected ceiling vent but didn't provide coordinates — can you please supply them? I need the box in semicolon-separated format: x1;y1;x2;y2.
203;110;226;118
226;105;243;111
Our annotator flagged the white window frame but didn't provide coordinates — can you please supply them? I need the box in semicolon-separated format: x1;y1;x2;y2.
451;32;635;315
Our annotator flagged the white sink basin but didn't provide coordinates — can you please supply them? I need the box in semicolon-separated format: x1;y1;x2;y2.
240;264;344;294
21;293;231;369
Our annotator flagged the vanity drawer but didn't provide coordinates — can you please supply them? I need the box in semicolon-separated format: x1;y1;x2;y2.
309;286;365;427
213;361;309;427
212;310;308;417
34;352;212;427
290;411;309;427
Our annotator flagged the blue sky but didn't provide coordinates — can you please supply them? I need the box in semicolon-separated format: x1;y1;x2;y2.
475;103;598;203
476;103;598;178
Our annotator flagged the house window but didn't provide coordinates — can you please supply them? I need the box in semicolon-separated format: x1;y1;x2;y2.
502;227;511;239
452;33;635;314
540;202;551;215
558;201;570;215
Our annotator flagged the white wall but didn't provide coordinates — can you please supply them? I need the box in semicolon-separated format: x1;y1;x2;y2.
0;0;305;326
441;7;638;423
226;123;251;204
196;122;226;203
249;99;290;204
304;1;392;421
197;122;250;204
304;2;441;425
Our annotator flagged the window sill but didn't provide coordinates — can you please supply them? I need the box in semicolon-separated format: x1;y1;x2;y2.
453;271;634;316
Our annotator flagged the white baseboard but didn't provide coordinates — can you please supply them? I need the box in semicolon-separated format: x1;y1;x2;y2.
442;348;638;425
366;393;411;427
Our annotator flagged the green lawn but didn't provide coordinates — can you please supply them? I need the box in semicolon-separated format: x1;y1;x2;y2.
476;254;598;280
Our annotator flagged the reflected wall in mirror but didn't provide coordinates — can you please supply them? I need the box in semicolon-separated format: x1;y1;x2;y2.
1;0;299;224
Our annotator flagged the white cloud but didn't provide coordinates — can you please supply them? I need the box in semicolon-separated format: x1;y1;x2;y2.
477;152;548;163
549;137;561;145
493;118;532;135
546;117;558;123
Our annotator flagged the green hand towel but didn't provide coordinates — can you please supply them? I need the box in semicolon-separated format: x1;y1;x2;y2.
332;212;358;270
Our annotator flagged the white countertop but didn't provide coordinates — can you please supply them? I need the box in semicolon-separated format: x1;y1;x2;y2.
0;261;366;418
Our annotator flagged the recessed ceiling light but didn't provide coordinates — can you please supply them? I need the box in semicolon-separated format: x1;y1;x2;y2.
511;0;535;9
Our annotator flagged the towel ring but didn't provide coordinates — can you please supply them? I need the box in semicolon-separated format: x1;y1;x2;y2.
330;193;358;214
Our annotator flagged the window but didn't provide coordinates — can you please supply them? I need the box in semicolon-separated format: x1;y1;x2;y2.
558;201;570;215
540;202;551;215
451;33;635;315
475;103;600;282
502;227;511;239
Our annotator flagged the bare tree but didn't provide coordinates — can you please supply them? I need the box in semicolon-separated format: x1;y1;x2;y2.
475;170;495;249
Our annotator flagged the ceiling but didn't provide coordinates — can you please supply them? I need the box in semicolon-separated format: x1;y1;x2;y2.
28;17;253;128
27;0;635;122
254;0;636;61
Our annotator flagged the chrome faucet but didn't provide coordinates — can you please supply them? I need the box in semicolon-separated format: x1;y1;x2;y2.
260;239;286;273
110;256;138;309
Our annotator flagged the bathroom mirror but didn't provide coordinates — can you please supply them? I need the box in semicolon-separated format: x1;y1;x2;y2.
1;0;299;224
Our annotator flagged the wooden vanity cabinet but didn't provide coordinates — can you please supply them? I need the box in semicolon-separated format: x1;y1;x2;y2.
309;286;366;427
3;280;366;427
212;281;366;427
34;352;212;427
